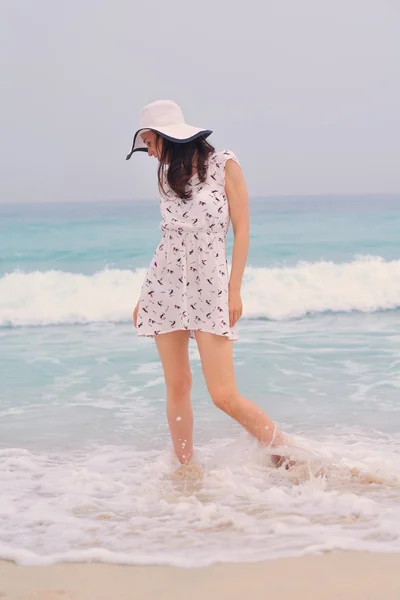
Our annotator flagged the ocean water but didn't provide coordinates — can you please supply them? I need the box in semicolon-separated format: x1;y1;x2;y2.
1;195;400;567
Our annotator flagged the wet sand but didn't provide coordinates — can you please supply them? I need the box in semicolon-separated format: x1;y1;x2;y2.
1;551;400;600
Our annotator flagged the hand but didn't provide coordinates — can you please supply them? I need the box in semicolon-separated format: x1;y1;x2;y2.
132;301;139;328
228;287;243;328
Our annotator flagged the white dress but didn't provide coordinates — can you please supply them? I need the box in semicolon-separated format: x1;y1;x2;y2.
136;149;239;341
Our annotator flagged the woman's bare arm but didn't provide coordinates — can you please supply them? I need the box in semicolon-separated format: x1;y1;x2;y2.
225;159;250;326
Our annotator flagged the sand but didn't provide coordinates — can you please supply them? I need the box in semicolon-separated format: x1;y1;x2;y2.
1;552;400;600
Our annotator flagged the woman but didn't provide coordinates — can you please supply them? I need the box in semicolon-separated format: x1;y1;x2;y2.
127;100;288;467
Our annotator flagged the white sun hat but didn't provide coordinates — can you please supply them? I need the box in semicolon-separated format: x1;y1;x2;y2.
126;100;212;159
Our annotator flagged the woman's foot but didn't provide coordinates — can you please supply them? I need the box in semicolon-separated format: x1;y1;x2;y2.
271;454;296;469
172;462;204;481
270;431;296;469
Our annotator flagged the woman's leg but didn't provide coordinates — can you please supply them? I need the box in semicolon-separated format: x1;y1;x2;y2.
194;331;285;449
155;330;193;464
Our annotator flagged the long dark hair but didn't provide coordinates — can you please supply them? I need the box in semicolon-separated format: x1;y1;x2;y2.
157;136;215;200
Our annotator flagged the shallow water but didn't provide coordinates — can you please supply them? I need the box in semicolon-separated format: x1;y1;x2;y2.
1;196;400;565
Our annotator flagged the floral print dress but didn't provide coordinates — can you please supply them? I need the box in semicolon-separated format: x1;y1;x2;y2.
136;150;239;341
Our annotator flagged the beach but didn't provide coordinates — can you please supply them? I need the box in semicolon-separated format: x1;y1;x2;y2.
2;0;400;596
1;552;400;600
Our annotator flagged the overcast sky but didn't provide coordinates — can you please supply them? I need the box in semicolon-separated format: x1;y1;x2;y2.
1;0;399;203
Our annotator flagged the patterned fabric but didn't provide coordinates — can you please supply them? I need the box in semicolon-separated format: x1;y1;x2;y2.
136;150;239;341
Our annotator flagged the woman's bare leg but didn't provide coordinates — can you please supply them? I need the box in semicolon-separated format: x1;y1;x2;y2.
194;331;285;449
155;330;193;464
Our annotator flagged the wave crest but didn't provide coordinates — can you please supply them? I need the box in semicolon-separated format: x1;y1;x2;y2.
1;256;400;327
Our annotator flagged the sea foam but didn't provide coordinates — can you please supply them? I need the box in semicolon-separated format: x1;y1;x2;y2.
1;256;400;327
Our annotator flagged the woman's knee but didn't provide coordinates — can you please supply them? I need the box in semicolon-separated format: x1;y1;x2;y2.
209;385;238;413
166;372;192;400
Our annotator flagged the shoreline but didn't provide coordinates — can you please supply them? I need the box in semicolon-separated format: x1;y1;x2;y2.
1;552;400;600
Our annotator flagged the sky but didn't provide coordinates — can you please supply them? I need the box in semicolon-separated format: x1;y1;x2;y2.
0;0;399;203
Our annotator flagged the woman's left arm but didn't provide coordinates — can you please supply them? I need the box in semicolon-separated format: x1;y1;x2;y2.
225;159;250;328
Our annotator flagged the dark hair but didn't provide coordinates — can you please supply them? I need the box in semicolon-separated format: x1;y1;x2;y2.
157;135;215;200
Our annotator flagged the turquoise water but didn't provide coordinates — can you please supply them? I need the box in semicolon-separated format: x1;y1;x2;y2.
1;196;400;566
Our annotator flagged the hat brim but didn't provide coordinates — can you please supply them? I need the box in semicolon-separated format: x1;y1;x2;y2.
126;124;213;160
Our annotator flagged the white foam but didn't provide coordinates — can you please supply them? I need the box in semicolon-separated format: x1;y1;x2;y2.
242;255;400;320
1;256;400;327
0;431;400;567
